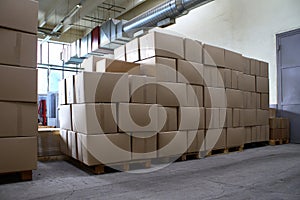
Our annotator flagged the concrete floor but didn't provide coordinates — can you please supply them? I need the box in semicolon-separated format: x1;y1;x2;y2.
0;144;300;200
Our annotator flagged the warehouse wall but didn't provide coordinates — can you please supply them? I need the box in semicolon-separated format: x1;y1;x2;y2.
166;0;300;104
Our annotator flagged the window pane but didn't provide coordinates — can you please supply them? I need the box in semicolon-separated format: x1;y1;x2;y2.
37;40;41;64
49;70;62;92
41;42;48;64
63;71;77;79
38;68;48;94
49;42;63;66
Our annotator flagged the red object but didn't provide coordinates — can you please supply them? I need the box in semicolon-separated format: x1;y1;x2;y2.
38;100;47;126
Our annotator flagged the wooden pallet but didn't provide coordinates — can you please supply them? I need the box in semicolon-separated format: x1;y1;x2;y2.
0;170;32;182
38;155;66;162
153;154;186;164
244;142;269;149
269;139;289;146
183;152;205;160
66;157;151;175
206;145;244;156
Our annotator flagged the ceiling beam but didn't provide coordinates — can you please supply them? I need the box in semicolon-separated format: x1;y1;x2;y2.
38;0;64;27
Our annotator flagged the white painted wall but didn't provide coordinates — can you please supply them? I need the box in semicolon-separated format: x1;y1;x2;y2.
167;0;300;104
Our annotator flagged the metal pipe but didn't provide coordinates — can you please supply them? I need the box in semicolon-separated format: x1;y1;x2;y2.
122;0;213;33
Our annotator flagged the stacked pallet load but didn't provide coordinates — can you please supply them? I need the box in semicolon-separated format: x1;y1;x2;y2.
59;28;270;172
0;0;38;180
269;108;290;145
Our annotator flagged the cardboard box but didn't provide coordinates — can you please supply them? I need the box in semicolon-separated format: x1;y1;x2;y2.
256;77;269;93
245;127;252;144
187;130;205;153
177;60;204;85
158;131;187;157
138;57;177;82
96;58;140;75
125;38;140;62
205;129;226;151
118;103;158;132
66;75;76;104
250;59;260;76
158;106;178;132
205;108;220;129
59;129;69;156
187;85;203;107
203;44;225;67
67;131;78;159
226;89;244;108
72;103;117;134
203;65;221;87
243;57;251;75
77;132;83;162
233;109;244;127
0;102;37;137
260;61;269;78
269;108;276;118
156;82;187;106
0;0;38;34
82;56;103;72
218;68;231;88
78;133;131;166
179;107;205;130
59;79;67;105
0;28;37;68
0;136;37;173
238;74;256;92
243;109;257;126
227;127;245;148
220;108;232;128
131;132;157;160
59;105;73;130
139;31;184;60
204;87;227;108
75;72;129;103
231;70;243;89
0;65;37;102
257;109;269;125
114;45;126;61
257;93;261;109
184;38;203;63
261;93;269;110
244;92;257;109
224;50;244;72
129;75;156;104
251;127;257;142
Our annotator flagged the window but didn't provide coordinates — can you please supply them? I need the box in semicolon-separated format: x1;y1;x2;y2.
38;68;48;95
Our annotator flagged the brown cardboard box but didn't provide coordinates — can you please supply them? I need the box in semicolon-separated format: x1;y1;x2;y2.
59;105;73;130
82;56;103;72
156;82;187;106
231;70;244;89
226;89;244;108
261;93;269;110
114;45;126;61
244;92;257;109
257;109;269;125
203;65;222;87
187;130;205;153
139;31;184;60
265;125;270;141
118;103;158;132
131;132;157;160
251;127;257;142
227;127;245;148
125;38;140;62
129;75;156;104
158;106;177;132
0;136;37;173
59;79;67;105
257;93;261;109
38;129;61;157
0;0;38;34
60;129;69;156
269;118;277;129
243;109;257;126
238;74;256;92
269;108;276;118
233;109;244;127
96;58;140;75
218;68;231;88
75;72;129;103
179;107;205;130
177;60;204;85
138;57;177;82
256;77;269;93
184;38;203;63
0;65;37;102
0;102;37;137
224;50;244;72
78;133;131;166
260;61;269;78
187;85;204;107
203;44;225;67
204;87;227;108
250;59;260;76
220;108;232;128
205;129;226;151
243;57;251;75
0;28;37;68
68;131;78;159
66;75;76;104
205;108;220;129
77;132;83;162
72;103;117;134
245;127;252;144
158;131;187;157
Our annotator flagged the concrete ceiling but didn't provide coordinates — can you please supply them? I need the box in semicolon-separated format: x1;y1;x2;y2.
38;0;161;43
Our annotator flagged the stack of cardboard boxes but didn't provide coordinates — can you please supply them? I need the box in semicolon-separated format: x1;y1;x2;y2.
269;108;290;142
59;29;270;166
0;0;38;174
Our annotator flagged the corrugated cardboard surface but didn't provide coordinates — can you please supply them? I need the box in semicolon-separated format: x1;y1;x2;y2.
125;38;140;62
114;45;126;61
187;130;205;153
158;106;177;132
184;38;203;63
38;129;61;157
227;127;245;148
131;132;157;160
179;107;205;130
129;75;156;104
96;58;140;75
205;129;226;150
156;82;187;106
158;131;187;157
177;60;204;85
81;56;103;72
59;105;73;130
203;44;225;67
